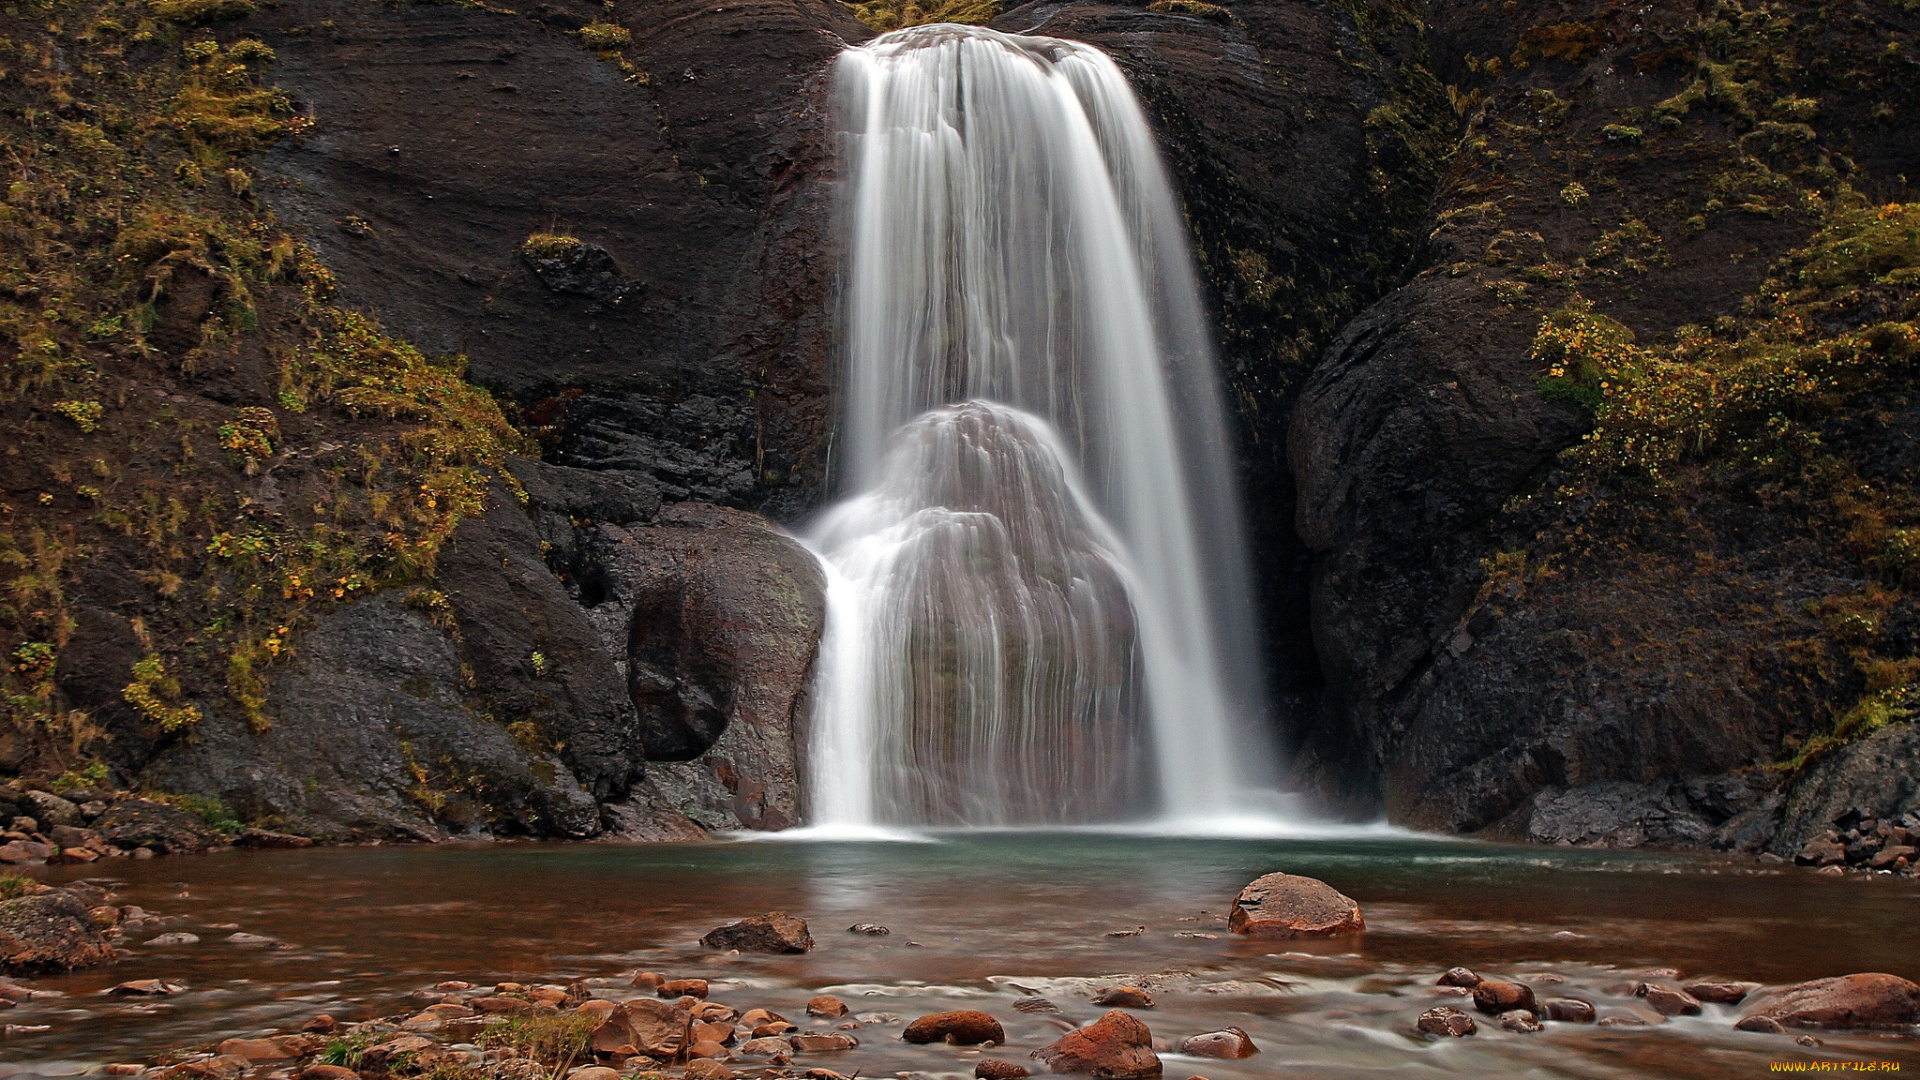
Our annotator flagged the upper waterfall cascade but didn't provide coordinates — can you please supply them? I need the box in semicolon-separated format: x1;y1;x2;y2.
804;23;1272;829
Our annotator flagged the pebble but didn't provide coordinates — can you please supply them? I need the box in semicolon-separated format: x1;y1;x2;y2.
847;923;890;935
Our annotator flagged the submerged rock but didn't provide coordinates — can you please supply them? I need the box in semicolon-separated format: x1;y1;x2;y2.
1177;1027;1258;1058
1227;872;1365;938
1416;1006;1476;1037
1437;967;1481;988
701;911;813;953
0;889;117;974
1030;1009;1160;1078
1471;980;1535;1016
976;1061;1031;1080
807;995;849;1018
1543;998;1596;1023
903;1010;1004;1045
1497;1009;1542;1033
1739;973;1920;1030
1637;984;1702;1017
1091;987;1154;1009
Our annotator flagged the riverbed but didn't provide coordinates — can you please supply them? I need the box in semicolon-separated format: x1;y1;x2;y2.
5;832;1918;1079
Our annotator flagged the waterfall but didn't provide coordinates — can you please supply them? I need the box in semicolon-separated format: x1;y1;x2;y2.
803;23;1268;829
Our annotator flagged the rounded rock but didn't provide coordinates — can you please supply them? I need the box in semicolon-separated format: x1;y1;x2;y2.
807;995;849;1018
1177;1027;1258;1059
1472;980;1536;1016
1543;998;1596;1023
1498;1009;1542;1033
1416;1006;1476;1037
1436;967;1481;988
1091;986;1154;1009
903;1010;1004;1046
1030;1010;1160;1080
1227;872;1364;938
975;1061;1030;1080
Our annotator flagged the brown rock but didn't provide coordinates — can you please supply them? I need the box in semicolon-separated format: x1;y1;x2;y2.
700;912;813;954
359;1036;433;1066
568;1069;622;1080
299;1067;358;1080
110;979;186;995
1176;1027;1257;1059
683;1062;734;1080
578;999;617;1022
632;971;666;992
739;1008;787;1028
976;1062;1031;1080
216;1038;302;1062
1795;838;1847;866
471;995;538;1014
104;1067;144;1077
1870;845;1916;870
1683;981;1759;1005
92;801;221;854
1436;967;1481;988
1497;1009;1542;1033
807;994;849;1018
736;1036;791;1057
1091;987;1154;1009
691;1001;736;1022
302;1015;338;1034
1637;985;1702;1017
160;1056;249;1080
686;1040;731;1060
1416;1006;1475;1037
904;1010;1005;1046
1739;973;1920;1030
1735;1015;1786;1033
661;978;709;999
236;828;313;849
1542;998;1595;1023
1030;1009;1160;1079
593;998;693;1058
693;1020;734;1045
527;986;570;1005
752;1021;798;1037
1227;872;1364;938
1471;980;1535;1016
789;1033;858;1052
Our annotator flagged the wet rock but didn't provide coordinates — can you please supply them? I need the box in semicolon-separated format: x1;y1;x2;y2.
1870;845;1916;869
159;1055;249;1080
225;932;275;945
1598;1016;1650;1028
1795;837;1848;866
692;1019;734;1045
20;792;81;829
789;1033;858;1052
848;923;890;936
48;825;103;851
1739;973;1920;1029
1471;980;1535;1016
904;1010;1005;1046
1416;1006;1476;1037
1542;998;1596;1023
660;978;709;999
236;829;313;849
700;912;813;953
1227;872;1365;938
471;995;538;1014
359;1035;433;1066
807;995;849;1018
1637;985;1702;1017
0;889;117;974
1091;987;1154;1009
592;998;692;1057
92;801;221;854
976;1062;1031;1080
302;1015;338;1034
104;1067;144;1078
566;1069;621;1080
687;1040;732;1060
1177;1027;1257;1058
109;979;186;995
690;1001;735;1023
1498;1009;1542;1033
740;1008;788;1028
752;1021;798;1037
0;840;52;863
631;971;665;992
1796;1033;1823;1047
1031;1009;1159;1078
1014;997;1060;1014
736;1036;791;1057
1683;981;1759;1005
216;1037;310;1062
1735;1015;1787;1034
1437;967;1481;988
147;932;200;946
682;1062;734;1080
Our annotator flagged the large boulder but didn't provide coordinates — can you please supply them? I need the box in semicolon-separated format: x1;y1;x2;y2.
903;1011;1004;1046
1739;974;1920;1030
0;889;117;974
1030;1009;1160;1079
591;998;692;1058
1227;872;1364;938
701;912;813;953
92;801;222;854
572;503;826;831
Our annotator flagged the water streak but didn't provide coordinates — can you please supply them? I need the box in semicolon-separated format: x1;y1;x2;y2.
806;24;1269;828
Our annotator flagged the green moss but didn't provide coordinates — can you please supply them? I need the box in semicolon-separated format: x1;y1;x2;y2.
842;0;1000;32
576;20;629;49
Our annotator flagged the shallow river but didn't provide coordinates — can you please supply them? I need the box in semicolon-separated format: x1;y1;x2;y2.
5;832;1919;1078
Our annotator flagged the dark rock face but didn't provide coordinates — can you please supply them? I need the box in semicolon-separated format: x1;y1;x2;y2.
250;0;857;520
1770;723;1920;857
0;890;117;974
138;596;602;841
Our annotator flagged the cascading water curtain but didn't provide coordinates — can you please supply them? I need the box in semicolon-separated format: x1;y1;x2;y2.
805;24;1269;828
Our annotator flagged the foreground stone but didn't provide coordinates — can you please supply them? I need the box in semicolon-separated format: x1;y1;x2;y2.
977;1061;1031;1080
1417;1006;1476;1037
1177;1027;1258;1059
1739;974;1920;1030
1471;980;1535;1016
700;912;813;953
904;1010;1004;1045
0;890;117;974
1031;1009;1160;1078
1227;873;1364;938
589;998;691;1057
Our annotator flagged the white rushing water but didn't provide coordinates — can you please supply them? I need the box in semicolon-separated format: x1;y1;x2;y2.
803;24;1273;830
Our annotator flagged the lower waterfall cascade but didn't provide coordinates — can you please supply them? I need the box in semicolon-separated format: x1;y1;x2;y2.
802;23;1277;830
